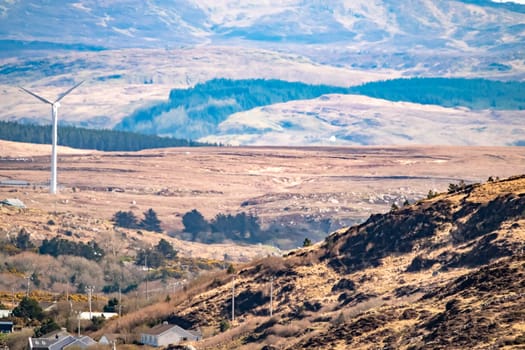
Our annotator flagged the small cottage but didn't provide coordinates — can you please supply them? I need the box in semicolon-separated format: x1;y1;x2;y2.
141;322;201;347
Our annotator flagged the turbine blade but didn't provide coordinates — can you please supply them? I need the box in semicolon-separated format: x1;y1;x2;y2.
55;80;84;103
19;87;53;105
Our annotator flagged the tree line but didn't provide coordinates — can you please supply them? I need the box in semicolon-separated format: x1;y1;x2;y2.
2;228;105;262
111;207;330;248
112;208;163;232
182;209;263;244
348;77;525;110
0;120;211;151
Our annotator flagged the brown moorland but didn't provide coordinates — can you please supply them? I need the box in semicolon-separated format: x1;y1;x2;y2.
107;175;524;350
1;141;525;348
2;140;524;241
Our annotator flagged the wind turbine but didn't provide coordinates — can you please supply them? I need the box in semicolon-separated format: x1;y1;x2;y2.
19;81;84;194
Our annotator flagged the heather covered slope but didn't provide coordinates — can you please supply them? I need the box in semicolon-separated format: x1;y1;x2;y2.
157;176;525;349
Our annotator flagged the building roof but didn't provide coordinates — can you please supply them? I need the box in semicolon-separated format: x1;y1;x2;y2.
79;312;118;320
0;321;13;331
29;331;97;350
63;336;97;349
143;323;175;336
142;323;199;340
99;333;123;343
0;198;26;208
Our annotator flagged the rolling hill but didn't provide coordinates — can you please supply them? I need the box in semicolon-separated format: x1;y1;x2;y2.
201;92;525;147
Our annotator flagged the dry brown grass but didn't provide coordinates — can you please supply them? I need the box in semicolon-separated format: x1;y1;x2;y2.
2;143;523;238
197;316;267;349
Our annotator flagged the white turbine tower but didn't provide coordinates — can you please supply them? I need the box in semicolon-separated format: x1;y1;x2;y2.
19;81;84;194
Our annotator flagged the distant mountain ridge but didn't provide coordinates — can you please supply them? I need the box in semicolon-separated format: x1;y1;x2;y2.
1;0;524;69
1;1;524;147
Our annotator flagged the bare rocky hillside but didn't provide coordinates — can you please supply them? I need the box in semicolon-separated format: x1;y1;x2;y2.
150;175;525;349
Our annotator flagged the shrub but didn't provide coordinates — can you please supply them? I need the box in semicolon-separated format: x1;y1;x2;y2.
34;318;60;337
219;319;230;332
303;238;312;247
12;297;44;323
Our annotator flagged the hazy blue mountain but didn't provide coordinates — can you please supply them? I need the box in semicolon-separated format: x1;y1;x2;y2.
1;1;524;147
0;0;523;70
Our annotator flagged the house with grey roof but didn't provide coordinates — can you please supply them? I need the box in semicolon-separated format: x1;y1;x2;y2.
141;322;201;347
28;329;97;350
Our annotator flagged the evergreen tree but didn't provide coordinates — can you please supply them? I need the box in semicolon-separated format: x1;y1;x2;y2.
103;298;119;313
39;236;104;261
140;208;162;232
12;296;44;322
155;238;177;259
135;249;164;269
112;211;138;229
182;209;209;240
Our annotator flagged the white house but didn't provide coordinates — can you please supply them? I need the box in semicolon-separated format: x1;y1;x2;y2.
141;322;201;347
79;312;118;320
0;309;11;318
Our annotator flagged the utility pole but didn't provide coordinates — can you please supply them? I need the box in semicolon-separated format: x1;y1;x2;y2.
11;288;15;309
118;284;122;318
145;252;149;301
86;286;95;319
25;274;32;296
77;311;81;337
231;276;235;322
270;276;274;317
